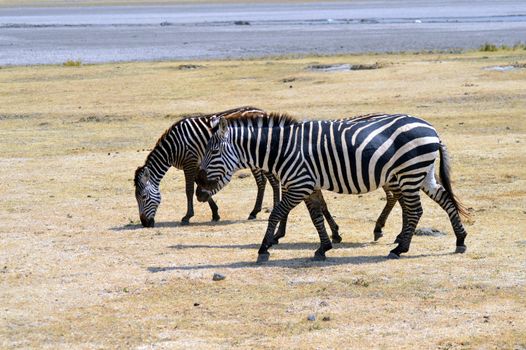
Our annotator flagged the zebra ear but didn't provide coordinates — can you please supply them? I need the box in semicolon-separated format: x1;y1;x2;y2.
218;117;229;138
141;167;151;185
210;115;220;129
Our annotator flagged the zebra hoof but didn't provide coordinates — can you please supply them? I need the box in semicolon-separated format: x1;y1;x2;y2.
312;252;326;261
331;235;342;244
247;214;257;220
455;245;467;254
374;230;383;241
211;215;220;222
256;253;270;264
387;252;400;259
180;219;190;226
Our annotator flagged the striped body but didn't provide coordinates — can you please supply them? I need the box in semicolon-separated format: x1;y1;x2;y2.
203;114;439;195
199;112;468;261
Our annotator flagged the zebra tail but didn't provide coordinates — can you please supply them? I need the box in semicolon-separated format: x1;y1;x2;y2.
438;141;470;219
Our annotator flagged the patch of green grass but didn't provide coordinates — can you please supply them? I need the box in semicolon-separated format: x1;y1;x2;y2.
479;43;498;52
63;59;82;67
479;42;526;52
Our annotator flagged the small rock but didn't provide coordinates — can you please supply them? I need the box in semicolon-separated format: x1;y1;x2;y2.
414;228;447;237
319;301;329;307
237;173;250;179
193;302;200;307
307;314;316;321
212;273;226;281
322;316;331;321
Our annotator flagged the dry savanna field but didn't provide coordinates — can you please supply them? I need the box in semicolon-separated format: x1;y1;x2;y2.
1;50;525;349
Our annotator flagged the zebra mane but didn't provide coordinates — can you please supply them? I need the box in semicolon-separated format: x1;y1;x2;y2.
141;106;266;171
226;111;298;127
134;166;145;187
339;113;388;122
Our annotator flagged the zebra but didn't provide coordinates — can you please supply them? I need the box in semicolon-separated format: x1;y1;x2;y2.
196;112;469;262
134;106;282;227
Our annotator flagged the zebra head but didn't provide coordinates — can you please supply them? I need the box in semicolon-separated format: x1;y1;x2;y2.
134;166;161;227
197;116;238;193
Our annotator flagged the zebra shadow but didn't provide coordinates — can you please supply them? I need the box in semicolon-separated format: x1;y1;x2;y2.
110;218;262;231
147;252;454;272
168;241;370;251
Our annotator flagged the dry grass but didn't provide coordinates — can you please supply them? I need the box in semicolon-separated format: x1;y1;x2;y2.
0;51;525;349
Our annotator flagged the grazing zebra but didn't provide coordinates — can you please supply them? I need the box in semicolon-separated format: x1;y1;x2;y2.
134;106;281;227
197;113;469;262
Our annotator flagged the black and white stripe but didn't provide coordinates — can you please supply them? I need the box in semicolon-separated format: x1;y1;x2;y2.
198;113;469;261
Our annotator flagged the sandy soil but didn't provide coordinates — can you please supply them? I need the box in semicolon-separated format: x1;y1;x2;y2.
0;51;525;349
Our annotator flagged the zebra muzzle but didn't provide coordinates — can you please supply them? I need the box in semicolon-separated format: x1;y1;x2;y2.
195;185;211;202
196;169;218;190
140;215;155;228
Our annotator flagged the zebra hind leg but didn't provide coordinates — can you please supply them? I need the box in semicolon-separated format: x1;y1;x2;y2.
393;196;408;244
373;188;401;241
305;191;333;261
318;190;341;243
388;191;423;259
421;172;468;254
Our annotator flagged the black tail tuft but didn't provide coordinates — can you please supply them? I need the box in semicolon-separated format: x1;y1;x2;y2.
439;142;471;220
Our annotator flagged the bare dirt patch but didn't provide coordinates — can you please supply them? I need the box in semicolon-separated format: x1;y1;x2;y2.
0;51;525;349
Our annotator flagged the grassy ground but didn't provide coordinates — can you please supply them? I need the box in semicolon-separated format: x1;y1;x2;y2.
0;51;525;349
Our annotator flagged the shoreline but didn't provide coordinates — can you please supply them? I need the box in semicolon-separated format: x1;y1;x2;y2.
1;1;525;66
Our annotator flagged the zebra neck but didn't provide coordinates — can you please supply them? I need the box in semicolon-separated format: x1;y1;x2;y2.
144;151;171;188
232;123;298;176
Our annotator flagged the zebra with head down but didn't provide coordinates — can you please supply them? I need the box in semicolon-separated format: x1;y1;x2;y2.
197;112;469;262
134;106;281;227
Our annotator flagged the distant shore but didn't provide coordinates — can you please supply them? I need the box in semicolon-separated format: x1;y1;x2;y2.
1;1;525;66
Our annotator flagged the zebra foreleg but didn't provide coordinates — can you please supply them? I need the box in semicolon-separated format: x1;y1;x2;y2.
265;171;281;209
181;165;197;225
388;191;423;259
207;197;220;222
270;214;288;245
374;188;401;241
248;169;267;220
305;191;333;261
318;190;341;243
270;185;286;244
257;191;303;263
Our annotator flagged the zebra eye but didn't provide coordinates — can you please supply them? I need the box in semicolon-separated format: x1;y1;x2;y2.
141;194;148;200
